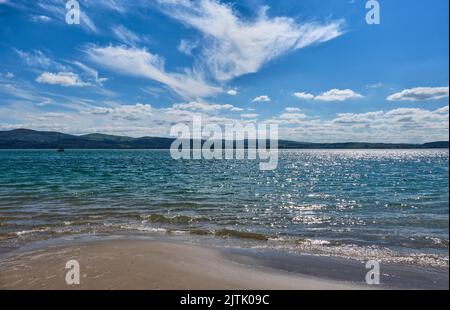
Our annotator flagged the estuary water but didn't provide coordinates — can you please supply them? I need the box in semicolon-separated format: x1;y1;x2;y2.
0;149;448;267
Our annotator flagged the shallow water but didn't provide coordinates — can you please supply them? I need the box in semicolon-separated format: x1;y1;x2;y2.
0;149;448;267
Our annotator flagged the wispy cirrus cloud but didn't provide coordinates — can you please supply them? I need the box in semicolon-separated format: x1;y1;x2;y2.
172;101;242;112
82;103;154;121
156;0;345;81
10;0;346;102
112;25;143;46
30;15;51;23
85;45;222;99
14;49;111;92
0;81;52;103
387;87;449;101
85;0;129;14
14;49;70;71
72;61;108;86
178;39;198;56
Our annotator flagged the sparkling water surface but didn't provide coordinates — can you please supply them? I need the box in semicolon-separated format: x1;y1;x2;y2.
0;149;448;267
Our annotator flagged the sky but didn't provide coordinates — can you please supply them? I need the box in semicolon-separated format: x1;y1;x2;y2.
0;0;448;143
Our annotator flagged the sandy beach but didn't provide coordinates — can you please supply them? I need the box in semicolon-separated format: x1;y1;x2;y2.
0;239;375;290
1;239;447;290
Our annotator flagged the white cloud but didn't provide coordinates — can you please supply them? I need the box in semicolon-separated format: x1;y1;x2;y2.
0;72;14;78
30;15;51;22
86;0;129;14
293;89;363;101
280;105;449;143
2;97;448;143
80;12;99;34
72;61;108;85
112;25;142;46
293;92;314;100
85;45;222;99
227;89;238;96
230;107;244;112
435;105;449;114
83;103;153;120
278;112;307;120
314;89;363;101
36;72;90;87
268;111;307;125
332;111;384;124
332;107;448;129
285;107;301;112
0;81;53;103
172;101;240;112
252;95;271;102
366;82;383;89
178;39;198;56
157;0;344;81
240;113;259;118
387;87;449;101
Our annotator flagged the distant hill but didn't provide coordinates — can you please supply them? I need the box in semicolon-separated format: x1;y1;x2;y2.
0;129;448;149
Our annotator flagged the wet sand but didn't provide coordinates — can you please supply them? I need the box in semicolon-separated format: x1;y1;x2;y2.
0;239;373;290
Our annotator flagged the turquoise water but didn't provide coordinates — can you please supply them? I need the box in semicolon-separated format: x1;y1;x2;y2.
0;149;448;267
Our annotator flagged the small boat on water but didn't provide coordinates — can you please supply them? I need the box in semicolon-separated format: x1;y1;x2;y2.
57;148;65;152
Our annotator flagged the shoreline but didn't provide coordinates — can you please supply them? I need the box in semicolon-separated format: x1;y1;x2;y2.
0;238;448;290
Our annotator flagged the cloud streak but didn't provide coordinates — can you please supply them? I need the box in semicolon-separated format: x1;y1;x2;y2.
85;45;222;99
157;0;344;81
112;25;142;46
387;87;449;101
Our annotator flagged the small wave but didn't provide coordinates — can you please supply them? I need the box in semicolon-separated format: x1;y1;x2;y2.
140;213;206;224
5;222;448;268
424;236;449;248
119;224;167;233
259;238;449;268
304;239;331;245
15;228;50;236
214;229;269;241
189;229;213;236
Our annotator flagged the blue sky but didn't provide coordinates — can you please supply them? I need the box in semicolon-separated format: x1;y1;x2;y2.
0;0;448;142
